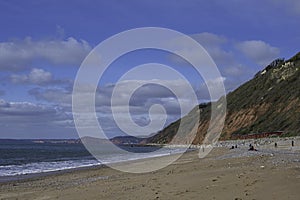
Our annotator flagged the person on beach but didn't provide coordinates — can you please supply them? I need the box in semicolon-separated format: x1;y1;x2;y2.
248;145;257;151
275;142;277;148
292;140;294;147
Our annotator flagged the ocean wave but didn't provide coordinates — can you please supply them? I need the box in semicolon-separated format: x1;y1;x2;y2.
0;159;101;176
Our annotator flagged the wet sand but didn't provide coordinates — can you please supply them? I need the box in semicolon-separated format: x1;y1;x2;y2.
0;138;299;200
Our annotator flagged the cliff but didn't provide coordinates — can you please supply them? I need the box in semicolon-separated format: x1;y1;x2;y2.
148;52;300;144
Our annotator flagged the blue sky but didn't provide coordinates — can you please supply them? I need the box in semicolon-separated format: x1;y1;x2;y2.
0;0;299;139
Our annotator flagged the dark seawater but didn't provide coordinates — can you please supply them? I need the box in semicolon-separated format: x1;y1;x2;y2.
0;140;183;177
0;141;96;176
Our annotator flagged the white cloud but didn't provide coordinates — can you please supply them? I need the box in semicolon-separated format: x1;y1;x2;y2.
170;33;246;72
28;68;52;84
0;37;92;71
168;32;256;91
11;68;52;85
168;32;235;68
191;32;227;47
10;68;72;86
0;101;55;116
236;40;280;66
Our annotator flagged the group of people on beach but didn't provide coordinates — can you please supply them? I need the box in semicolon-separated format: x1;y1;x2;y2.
248;144;257;151
229;143;257;151
230;140;295;151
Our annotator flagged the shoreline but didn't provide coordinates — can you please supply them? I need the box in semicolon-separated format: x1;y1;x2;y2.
0;163;105;184
0;142;299;199
0;148;197;184
0;136;298;183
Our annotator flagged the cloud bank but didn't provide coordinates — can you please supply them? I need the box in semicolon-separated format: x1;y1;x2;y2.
0;37;92;71
236;40;280;66
0;32;282;138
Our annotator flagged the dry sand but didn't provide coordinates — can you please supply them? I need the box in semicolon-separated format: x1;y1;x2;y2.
0;138;299;200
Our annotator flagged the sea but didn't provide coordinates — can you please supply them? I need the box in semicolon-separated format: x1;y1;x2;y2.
0;140;185;178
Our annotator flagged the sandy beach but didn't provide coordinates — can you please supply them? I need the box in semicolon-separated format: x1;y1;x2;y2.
0;137;299;200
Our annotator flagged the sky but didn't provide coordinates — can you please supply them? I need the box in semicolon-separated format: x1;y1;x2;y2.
0;0;299;139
